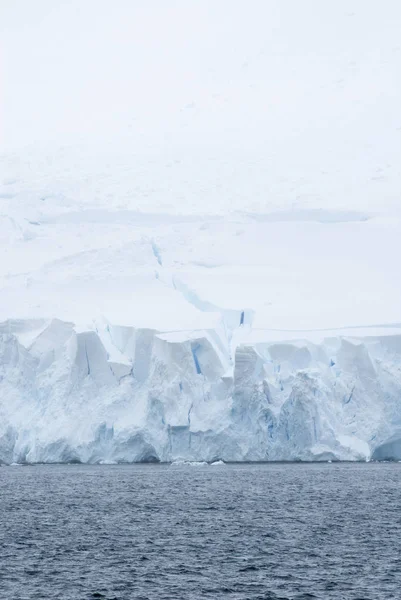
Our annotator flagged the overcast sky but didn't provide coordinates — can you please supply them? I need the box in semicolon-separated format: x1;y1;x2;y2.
1;0;400;170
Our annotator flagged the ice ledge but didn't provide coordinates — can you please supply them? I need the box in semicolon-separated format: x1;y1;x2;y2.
1;318;401;464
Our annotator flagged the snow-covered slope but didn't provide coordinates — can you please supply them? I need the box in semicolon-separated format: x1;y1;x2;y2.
0;1;400;462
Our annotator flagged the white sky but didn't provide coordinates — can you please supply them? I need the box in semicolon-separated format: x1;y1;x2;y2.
0;1;400;331
1;0;400;157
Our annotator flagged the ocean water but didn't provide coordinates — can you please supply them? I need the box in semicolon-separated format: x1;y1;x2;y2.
1;463;400;600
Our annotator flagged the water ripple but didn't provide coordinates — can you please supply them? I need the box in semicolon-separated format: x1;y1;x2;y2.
0;463;400;599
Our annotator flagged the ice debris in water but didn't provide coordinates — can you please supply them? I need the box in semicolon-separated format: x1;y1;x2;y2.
171;460;209;467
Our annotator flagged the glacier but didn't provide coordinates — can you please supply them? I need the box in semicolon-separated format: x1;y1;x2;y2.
1;1;401;463
1;316;401;464
1;207;400;464
1;199;400;463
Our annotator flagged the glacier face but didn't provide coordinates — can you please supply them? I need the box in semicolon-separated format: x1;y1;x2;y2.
1;1;401;463
1;183;399;465
1;318;401;464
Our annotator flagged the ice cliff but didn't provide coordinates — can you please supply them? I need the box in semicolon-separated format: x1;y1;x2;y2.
1;2;400;463
0;161;400;465
1;317;401;464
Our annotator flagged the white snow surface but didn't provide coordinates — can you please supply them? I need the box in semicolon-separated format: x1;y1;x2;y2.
0;0;400;463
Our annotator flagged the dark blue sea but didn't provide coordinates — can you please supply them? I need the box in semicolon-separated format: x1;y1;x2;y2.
1;463;400;599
